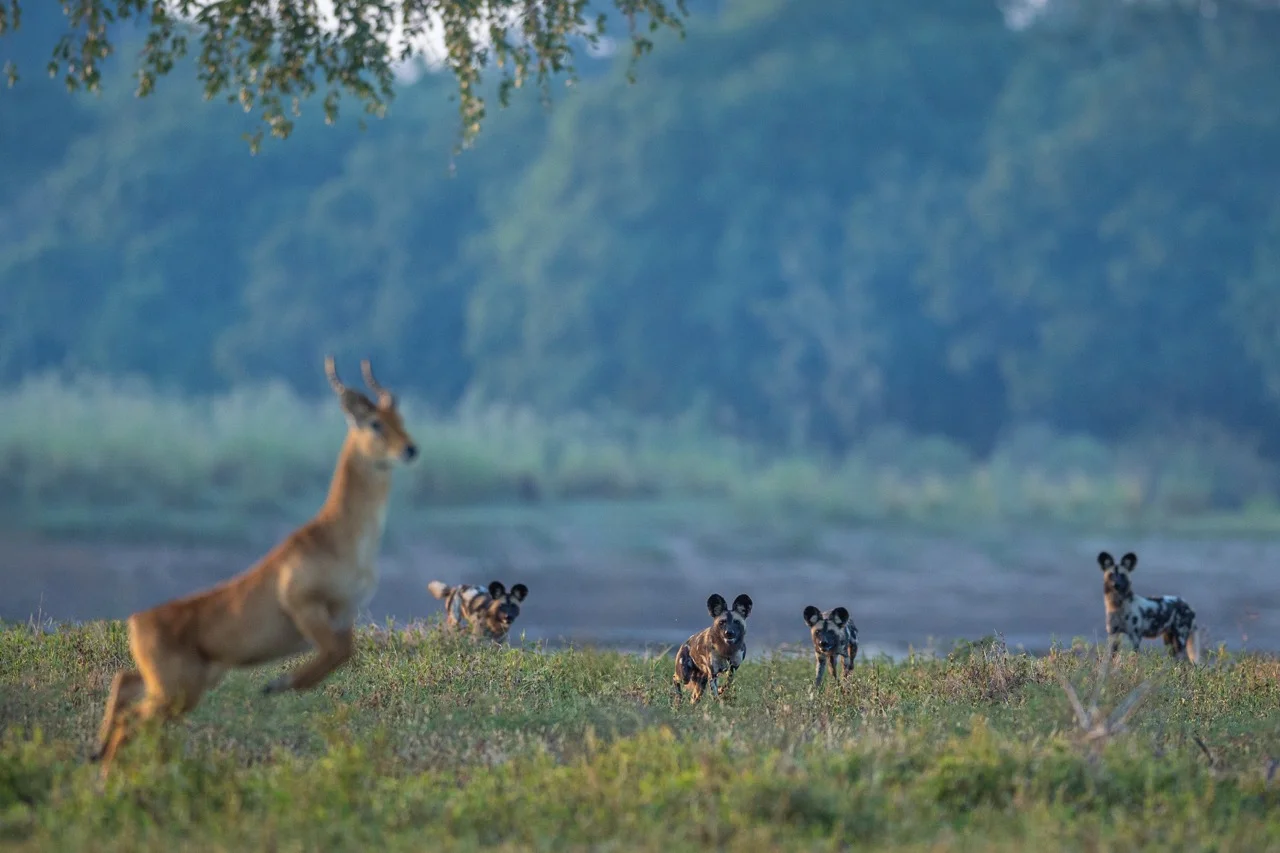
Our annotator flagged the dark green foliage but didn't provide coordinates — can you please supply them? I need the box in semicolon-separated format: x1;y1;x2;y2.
0;0;689;151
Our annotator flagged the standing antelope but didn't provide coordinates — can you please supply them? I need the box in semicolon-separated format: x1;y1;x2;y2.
91;356;417;775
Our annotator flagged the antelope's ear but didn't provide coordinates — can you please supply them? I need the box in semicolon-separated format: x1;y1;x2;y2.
706;594;728;618
803;606;822;627
732;594;753;619
325;356;376;425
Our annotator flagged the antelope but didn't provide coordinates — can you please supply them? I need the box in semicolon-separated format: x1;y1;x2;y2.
90;356;417;775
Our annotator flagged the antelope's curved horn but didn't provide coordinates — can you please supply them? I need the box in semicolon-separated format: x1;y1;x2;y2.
360;359;395;405
324;355;347;396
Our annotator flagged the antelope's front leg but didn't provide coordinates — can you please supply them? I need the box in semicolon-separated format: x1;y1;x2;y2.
264;604;354;694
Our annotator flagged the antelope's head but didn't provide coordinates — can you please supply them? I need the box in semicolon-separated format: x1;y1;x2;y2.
325;355;418;467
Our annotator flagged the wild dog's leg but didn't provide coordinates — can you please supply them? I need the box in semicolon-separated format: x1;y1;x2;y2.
814;656;826;690
845;641;857;676
1107;631;1136;656
1170;628;1191;659
263;602;355;694
91;670;144;761
718;663;740;698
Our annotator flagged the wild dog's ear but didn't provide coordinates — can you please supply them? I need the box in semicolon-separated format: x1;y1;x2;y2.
803;605;822;627
706;594;728;618
1097;551;1115;571
509;583;528;602
1120;552;1138;571
488;581;507;599
830;607;850;627
731;593;753;619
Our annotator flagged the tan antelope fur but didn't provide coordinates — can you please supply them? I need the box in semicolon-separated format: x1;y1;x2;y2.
90;356;417;775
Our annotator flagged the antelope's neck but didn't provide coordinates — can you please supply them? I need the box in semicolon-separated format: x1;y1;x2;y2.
318;438;393;551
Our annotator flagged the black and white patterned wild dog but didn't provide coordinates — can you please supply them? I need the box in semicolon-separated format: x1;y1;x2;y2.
1097;551;1200;663
427;580;528;643
803;605;859;689
673;593;753;704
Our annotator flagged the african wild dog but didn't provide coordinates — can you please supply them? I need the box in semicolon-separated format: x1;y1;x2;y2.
428;580;528;643
673;593;753;704
1097;551;1200;663
803;605;858;689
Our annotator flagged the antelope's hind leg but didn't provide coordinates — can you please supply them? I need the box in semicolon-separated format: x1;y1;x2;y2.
91;670;144;762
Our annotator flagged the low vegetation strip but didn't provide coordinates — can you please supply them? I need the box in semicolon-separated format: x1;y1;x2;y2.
2;623;1279;850
2;375;1280;542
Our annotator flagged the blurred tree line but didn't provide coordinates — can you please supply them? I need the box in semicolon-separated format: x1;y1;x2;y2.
2;0;1278;457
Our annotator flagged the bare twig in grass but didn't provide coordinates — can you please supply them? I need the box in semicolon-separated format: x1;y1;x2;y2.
1057;644;1158;747
1192;734;1219;770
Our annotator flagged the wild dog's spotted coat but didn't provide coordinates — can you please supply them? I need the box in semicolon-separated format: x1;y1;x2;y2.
803;605;858;689
428;580;528;643
673;593;753;704
1097;551;1199;663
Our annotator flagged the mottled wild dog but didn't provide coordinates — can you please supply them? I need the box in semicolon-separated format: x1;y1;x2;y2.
802;605;858;689
1098;551;1200;663
673;593;753;704
427;580;529;643
91;357;418;774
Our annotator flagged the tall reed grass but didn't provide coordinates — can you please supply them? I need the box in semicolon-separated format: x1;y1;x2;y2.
1;373;1277;536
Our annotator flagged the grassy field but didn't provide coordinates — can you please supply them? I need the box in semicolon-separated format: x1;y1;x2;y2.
2;622;1279;851
2;373;1280;543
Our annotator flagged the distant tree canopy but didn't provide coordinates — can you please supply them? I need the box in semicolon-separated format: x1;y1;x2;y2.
2;0;1280;458
0;0;691;151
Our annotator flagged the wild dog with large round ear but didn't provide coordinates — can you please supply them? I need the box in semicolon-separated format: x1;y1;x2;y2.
1097;550;1199;663
803;605;859;690
92;357;418;776
672;592;753;704
427;579;530;643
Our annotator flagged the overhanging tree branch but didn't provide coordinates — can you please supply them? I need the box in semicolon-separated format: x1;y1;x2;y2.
0;0;688;152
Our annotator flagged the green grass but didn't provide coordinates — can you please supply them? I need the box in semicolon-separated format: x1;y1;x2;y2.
2;623;1280;850
2;373;1280;543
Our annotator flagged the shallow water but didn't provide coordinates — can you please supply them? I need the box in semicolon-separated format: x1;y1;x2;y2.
4;504;1277;656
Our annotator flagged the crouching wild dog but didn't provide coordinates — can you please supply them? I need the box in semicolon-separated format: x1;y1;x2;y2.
1098;551;1200;663
673;593;753;704
803;605;858;689
90;357;417;776
427;580;529;643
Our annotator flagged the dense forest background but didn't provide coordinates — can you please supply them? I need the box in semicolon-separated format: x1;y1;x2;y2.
3;0;1279;466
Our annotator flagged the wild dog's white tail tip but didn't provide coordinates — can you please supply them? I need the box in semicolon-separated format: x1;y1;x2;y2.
427;581;450;600
1186;627;1202;665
